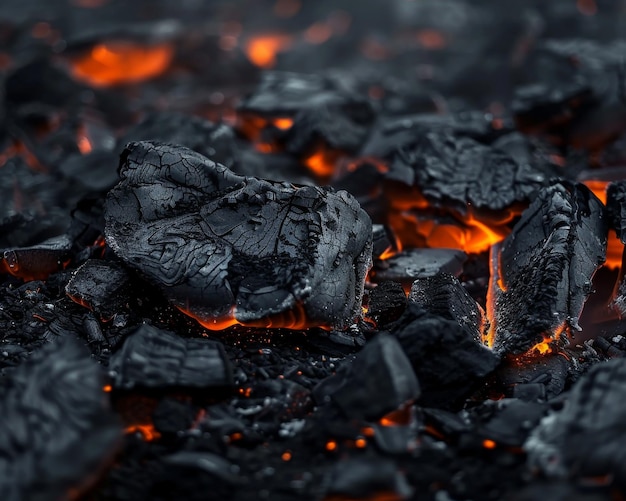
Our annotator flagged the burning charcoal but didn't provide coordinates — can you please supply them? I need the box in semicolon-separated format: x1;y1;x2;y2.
0;337;121;501
65;260;131;321
409;273;485;344
476;400;548;448
108;324;233;390
525;358;626;482
234;72;374;154
367;281;408;328
313;333;419;421
0;235;72;281
487;182;607;355
384;131;548;212
371;224;393;259
606;181;626;243
118;112;238;169
370;248;466;290
105;141;372;329
323;457;413;501
390;304;500;408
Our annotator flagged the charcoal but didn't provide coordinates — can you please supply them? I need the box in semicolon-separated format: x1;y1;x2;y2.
409;273;485;344
370;248;466;289
152;398;196;435
525;358;626;482
371;224;393;259
105;141;372;329
65;259;132;320
0;235;71;281
323;457;413;500
477;400;548;448
313;333;419;421
108;324;233;390
367;281;408;328
606;181;626;243
58;150;120;192
118;112;238;169
385;131;548;212
0;337;121;501
489;182;607;355
610;249;626;318
389;304;500;408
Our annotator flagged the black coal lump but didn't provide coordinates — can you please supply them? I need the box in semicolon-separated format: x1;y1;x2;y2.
367;281;408;328
490;182;607;355
607;181;626;243
105;141;372;329
526;358;626;483
0;337;121;501
313;333;419;421
389;303;500;408
108;324;233;390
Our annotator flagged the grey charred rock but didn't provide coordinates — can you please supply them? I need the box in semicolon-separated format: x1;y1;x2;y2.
104;141;372;329
607;181;626;243
490;182;607;355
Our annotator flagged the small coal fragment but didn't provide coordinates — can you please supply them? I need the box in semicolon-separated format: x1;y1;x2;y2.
367;281;408;328
0;337;121;501
65;259;132;320
0;235;72;281
371;224;393;259
370;248;466;290
476;400;548;448
409;273;485;344
385;131;548;212
390;304;500;408
313;333;419;421
118;112;238;169
105;141;372;329
488;182;607;355
606;181;626;243
525;358;626;482
323;457;413;501
108;324;233;391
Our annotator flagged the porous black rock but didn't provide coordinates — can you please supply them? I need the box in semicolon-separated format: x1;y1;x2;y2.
104;141;372;329
389;303;500;408
108;324;233;390
0;337;121;501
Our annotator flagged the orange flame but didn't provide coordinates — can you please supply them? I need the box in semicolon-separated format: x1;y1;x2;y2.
483;439;497;449
582;179;608;204
304;147;338;178
245;35;292;68
70;41;174;87
125;424;160;441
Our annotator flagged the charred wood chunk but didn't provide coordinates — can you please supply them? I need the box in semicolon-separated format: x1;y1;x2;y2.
489;182;607;355
105;141;372;329
108;324;233;390
607;181;626;243
118;112;238;169
313;333;419;421
367;281;408;328
0;337;121;501
409;273;485;344
390;303;500;408
525;358;626;481
0;235;71;282
65;259;131;320
386;131;548;212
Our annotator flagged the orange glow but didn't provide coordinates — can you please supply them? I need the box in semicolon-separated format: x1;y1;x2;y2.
355;438;367;448
379;405;412;427
281;451;292;461
325;440;338;451
361;426;375;437
77;125;93;154
103;385;112;393
70;41;174;87
582;179;608;204
605;230;624;269
577;0;597;16
483;439;497;449
245;35;292;68
526;324;568;356
304;22;332;45
273;117;294;130
304;148;337;178
415;29;446;50
484;245;501;348
125;424;160;441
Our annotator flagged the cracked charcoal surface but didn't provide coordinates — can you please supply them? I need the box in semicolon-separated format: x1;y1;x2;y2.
105;141;372;329
607;181;626;243
491;182;607;355
385;131;549;212
0;337;121;501
108;324;233;390
525;358;626;483
409;273;485;344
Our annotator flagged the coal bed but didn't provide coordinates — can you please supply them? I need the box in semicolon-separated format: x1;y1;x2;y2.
3;1;626;500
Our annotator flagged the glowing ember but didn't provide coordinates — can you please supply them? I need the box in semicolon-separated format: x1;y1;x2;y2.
245;35;292;68
273;117;294;130
483;439;497;449
125;424;160;441
304;148;337;178
281;450;292;461
70;41;174;87
582;179;608;204
379;405;412;427
325;440;338;451
605;230;624;270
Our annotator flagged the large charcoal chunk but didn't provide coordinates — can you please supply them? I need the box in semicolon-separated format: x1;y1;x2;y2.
607;181;626;243
313;333;419;421
105;142;372;329
108;324;233;390
0;235;72;282
526;358;626;481
409;273;485;343
489;182;607;355
390;304;499;408
0;337;121;501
